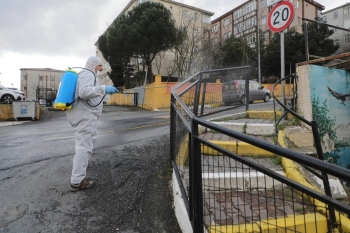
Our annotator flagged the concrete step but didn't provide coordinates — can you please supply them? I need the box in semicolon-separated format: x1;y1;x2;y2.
207;112;278;136
202;156;284;190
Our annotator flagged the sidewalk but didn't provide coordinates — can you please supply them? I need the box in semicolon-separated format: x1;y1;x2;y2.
0;121;26;127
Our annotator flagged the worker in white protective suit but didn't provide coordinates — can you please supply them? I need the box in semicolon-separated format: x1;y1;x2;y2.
67;56;118;192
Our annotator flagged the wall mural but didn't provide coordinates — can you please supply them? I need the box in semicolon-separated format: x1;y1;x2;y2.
308;65;350;169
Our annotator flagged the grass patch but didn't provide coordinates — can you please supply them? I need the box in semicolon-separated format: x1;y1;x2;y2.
210;116;234;122
272;155;282;166
242;123;247;134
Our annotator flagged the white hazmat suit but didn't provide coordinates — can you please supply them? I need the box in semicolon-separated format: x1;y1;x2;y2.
67;56;105;184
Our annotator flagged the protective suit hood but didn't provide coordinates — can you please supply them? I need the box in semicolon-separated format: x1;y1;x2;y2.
85;56;103;73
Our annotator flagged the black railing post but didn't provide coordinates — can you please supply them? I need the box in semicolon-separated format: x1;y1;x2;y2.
311;121;336;230
189;131;193;221
134;93;139;106
200;81;207;117
245;75;249;111
191;119;203;233
193;74;202;117
170;95;176;167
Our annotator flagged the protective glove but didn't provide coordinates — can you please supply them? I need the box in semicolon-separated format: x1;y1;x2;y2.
105;86;119;94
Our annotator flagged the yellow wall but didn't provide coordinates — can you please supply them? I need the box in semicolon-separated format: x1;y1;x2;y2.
109;89;137;106
108;76;294;110
0;104;14;120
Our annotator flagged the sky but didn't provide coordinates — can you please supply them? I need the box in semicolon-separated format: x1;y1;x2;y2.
0;0;346;89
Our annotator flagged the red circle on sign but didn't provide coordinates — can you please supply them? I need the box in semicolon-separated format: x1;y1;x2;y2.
268;1;295;32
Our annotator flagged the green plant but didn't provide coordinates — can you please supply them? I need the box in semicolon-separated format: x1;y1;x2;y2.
271;135;278;145
272;155;282;166
242;123;247;134
295;207;304;214
311;96;337;142
277;122;288;131
289;116;301;126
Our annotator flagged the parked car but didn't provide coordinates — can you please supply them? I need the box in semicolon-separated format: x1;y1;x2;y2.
0;85;25;104
222;80;270;105
7;87;25;99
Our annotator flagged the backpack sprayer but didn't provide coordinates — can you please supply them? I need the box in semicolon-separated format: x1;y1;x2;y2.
53;67;106;110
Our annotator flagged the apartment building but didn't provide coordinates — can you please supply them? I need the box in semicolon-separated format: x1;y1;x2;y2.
96;0;214;85
20;68;65;99
211;0;324;46
321;3;350;48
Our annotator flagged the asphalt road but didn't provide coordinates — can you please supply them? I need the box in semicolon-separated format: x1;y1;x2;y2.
0;105;181;233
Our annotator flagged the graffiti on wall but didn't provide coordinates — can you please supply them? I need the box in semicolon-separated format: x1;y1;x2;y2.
308;65;350;169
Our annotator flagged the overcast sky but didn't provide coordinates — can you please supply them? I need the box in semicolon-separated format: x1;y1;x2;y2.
0;0;345;88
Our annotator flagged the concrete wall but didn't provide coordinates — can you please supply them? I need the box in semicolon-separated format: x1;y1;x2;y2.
297;64;350;168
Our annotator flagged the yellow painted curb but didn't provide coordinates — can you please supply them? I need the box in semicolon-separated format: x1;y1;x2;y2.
278;130;350;231
208;213;327;233
175;134;189;166
247;110;281;119
203;140;275;157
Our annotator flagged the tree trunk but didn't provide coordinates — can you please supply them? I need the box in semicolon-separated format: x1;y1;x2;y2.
146;60;153;84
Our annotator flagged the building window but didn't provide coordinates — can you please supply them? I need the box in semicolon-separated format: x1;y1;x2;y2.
298;16;301;25
212;24;218;33
334;11;338;20
51;77;55;82
248;34;256;43
223;18;232;26
345;34;350;44
262;16;266;25
203;14;211;23
262;0;266;8
183;10;188;18
345;6;350;15
224;31;232;40
23;86;26;91
322;16;327;23
22;75;26;81
138;0;149;4
334;39;339;45
194;12;198;21
39;76;43;81
234;12;239;19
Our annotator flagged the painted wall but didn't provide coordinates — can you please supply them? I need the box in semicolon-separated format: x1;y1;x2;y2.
297;65;350;169
108;75;293;110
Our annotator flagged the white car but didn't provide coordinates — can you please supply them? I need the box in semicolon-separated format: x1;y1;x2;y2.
0;85;25;104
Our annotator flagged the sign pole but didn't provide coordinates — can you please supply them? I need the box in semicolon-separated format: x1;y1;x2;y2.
281;31;285;116
268;1;294;116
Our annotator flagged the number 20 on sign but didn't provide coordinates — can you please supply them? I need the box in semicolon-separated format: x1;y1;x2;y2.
268;1;295;33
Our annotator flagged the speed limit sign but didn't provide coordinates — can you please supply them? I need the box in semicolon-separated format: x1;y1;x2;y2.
268;1;295;32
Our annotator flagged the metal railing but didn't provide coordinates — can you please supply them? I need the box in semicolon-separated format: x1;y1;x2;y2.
36;87;57;106
272;72;341;229
170;67;350;233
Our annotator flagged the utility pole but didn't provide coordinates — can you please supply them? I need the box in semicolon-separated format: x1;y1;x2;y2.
281;31;285;116
257;5;261;84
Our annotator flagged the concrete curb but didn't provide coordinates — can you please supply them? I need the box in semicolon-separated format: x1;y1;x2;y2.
0;121;26;127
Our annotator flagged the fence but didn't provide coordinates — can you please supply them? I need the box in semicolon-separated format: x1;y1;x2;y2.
170;67;350;233
36;87;57;106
